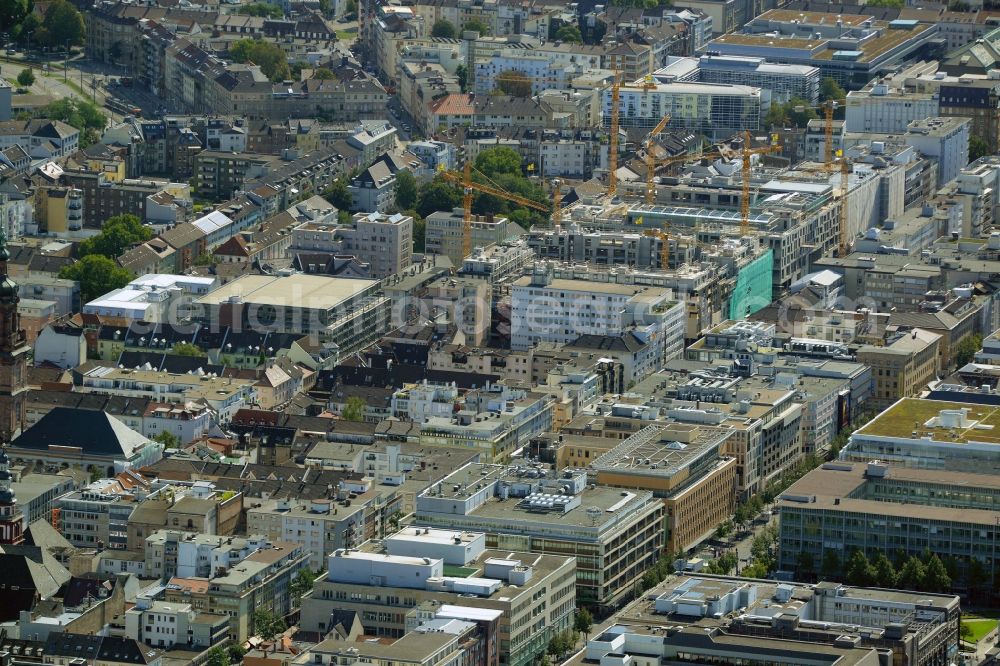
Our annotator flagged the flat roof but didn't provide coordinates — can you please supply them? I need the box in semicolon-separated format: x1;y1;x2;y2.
195;274;378;309
854;397;1000;444
590;423;732;477
512;277;649;295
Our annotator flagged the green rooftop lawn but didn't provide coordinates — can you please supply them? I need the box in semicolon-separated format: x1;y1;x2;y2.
858;398;1000;444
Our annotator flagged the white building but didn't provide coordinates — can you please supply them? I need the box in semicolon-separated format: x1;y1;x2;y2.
904;117;970;187
391;381;460;422
655;55;820;104
83;274;217;322
604;81;764;137
33;323;87;369
509;264;685;366
473;54;580;96
845;80;939;134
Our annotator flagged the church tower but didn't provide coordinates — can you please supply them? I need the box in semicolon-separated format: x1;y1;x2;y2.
0;445;24;544
0;229;27;443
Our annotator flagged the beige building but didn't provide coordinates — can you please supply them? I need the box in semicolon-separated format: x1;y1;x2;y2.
590;423;738;555
857;329;941;409
424;209;524;266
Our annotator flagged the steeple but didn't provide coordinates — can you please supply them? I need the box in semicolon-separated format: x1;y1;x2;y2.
0;439;24;544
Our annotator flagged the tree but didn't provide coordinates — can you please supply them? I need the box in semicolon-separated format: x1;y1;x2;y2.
172;342;205;357
714;520;733;540
226;645;246;664
313;67;335;80
431;18;457;38
204;646;230;666
923;555;952;593
37;0;85;47
787;98;818;127
416;178;462;218
410;212;426;252
0;0;29;34
574;608;593;637
968;558;989;601
555;24;583;43
344;0;357;14
324;178;354;212
154;431;181;448
240;2;284;17
229;38;291;82
845;550;876;587
455;64;468;93
78;214;152;259
343;395;367;422
969;135;991;162
820;549;842;581
59;255;134;303
865;0;903;6
475;146;523;178
463;18;490;35
395;170;418;210
290;568;317;603
253;609;288;642
495;69;531;97
820;77;846;103
897;556;926;591
39;99;106;133
954;333;983;368
16;68;33;88
873;551;897;588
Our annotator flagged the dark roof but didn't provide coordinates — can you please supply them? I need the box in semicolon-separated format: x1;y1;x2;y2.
12;407;149;458
117;351;225;375
97;636;155;665
315;365;500;390
568;332;647;353
59;574;114;608
44;632;103;659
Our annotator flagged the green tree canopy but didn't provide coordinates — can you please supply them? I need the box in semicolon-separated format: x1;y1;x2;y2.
970;135;991;162
820;77;846;102
78;214;152;258
407;211;426;252
240;2;284;17
253;609;288;642
40;0;85;47
395;170;418;211
431;18;456;38
474;146;523;178
820;549;842;581
289;568;317;603
343;395;367;422
0;0;29;33
872;552;897;588
39;98;106;132
897;556;926;590
171;342;205;357
954;333;984;368
154;431;181;448
229;38;291;82
845;550;876;587
204;646;230;666
415;178;462;218
463;18;490;35
455;64;468;93
923;555;952;592
324;178;354;212
59;255;134;302
555;24;583;42
313;67;335;80
865;0;903;6
574;609;593;636
16;68;33;88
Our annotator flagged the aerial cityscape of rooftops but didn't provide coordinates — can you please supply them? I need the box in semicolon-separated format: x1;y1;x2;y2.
8;0;1000;663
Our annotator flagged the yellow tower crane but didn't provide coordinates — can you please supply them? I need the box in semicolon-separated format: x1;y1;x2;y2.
642;229;671;270
608;71;622;198
643;113;671;204
739;131;782;237
440;162;552;259
796;98;851;255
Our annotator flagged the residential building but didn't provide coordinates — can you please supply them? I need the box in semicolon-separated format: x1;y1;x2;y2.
83;274;216;322
124;596;229;650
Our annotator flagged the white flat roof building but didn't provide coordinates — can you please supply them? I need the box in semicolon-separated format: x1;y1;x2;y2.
84;274;219;322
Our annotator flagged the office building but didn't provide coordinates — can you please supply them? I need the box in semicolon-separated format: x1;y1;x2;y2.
603;81;764;137
425;209;524;266
856;330;941;408
83;274;217;322
415;463;664;612
301;530;576;666
778;460;1000;583
589;423;738;553
655;55;820;104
